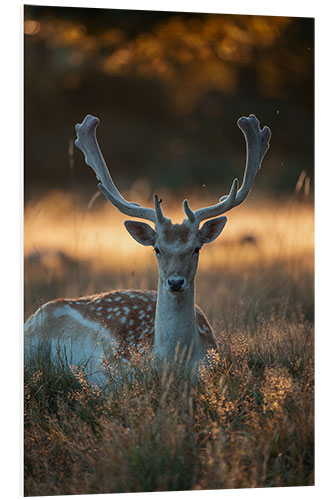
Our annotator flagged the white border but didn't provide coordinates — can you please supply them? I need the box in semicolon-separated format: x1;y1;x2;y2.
20;0;316;17
2;1;332;499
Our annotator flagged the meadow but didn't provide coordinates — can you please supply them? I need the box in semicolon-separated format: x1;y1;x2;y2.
24;188;314;495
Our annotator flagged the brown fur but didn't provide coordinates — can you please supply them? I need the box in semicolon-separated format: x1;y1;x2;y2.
162;221;191;244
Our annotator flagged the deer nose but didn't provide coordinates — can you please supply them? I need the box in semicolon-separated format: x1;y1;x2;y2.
166;276;187;292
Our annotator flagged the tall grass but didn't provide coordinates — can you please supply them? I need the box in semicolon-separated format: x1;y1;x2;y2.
24;189;314;495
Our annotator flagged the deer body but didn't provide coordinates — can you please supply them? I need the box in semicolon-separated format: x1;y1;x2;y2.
24;113;271;385
24;289;216;384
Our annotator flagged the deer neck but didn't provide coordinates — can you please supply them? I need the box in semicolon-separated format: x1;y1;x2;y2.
154;279;199;362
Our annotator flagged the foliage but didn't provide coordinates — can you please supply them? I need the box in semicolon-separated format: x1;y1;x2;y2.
24;8;312;107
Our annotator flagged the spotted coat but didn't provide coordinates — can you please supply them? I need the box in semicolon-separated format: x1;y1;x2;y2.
44;289;216;359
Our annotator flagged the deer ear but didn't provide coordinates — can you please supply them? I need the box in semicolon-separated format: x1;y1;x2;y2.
124;221;156;246
199;216;227;244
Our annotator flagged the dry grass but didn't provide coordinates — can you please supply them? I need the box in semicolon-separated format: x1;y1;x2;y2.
24;189;314;495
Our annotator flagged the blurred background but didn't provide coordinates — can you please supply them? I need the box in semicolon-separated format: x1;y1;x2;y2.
24;6;314;324
24;6;314;197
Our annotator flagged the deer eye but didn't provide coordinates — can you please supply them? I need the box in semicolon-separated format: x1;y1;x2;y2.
154;247;161;255
193;247;201;255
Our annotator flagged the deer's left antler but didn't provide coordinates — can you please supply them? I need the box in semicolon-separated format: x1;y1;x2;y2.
183;114;271;224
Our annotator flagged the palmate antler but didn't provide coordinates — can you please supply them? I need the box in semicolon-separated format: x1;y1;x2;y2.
75;114;271;226
75;115;167;224
183;114;271;224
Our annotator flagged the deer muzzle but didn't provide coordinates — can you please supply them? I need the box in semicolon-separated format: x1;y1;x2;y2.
166;275;187;292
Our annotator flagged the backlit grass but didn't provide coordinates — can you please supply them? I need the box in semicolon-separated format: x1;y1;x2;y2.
24;189;314;494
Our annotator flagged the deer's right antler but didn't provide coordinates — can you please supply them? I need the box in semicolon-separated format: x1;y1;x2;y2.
75;115;168;224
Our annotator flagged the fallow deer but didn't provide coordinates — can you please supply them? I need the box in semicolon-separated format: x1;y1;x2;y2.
24;114;271;385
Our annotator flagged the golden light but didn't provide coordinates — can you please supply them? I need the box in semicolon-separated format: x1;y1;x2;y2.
66;25;86;42
217;38;237;61
23;13;301;110
24;190;314;276
103;49;132;74
24;20;40;36
101;28;125;47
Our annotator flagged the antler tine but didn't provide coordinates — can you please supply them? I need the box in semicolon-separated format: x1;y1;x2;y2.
75;114;158;224
183;178;238;225
154;194;168;224
185;114;271;224
183;199;195;222
220;114;271;208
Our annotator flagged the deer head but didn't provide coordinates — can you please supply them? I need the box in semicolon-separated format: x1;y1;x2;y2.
75;114;271;294
124;212;227;293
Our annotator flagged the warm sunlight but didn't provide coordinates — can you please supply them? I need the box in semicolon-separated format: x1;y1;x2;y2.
24;189;314;274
